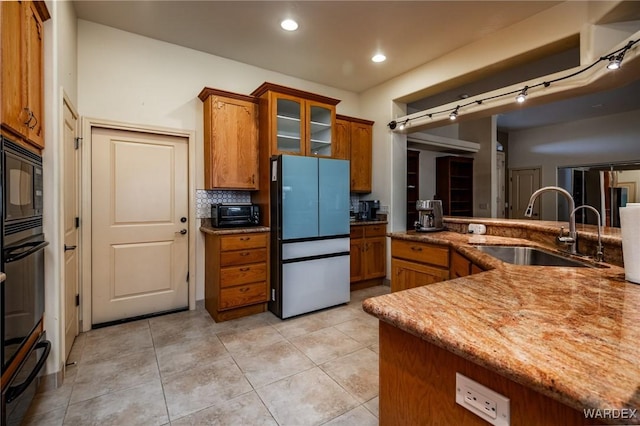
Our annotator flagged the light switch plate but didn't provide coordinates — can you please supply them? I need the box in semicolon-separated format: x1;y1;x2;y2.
468;223;487;234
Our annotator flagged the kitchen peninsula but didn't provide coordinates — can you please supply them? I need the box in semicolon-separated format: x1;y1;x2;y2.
364;218;639;425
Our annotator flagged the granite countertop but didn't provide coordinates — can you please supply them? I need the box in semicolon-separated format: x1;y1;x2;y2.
199;224;270;235
350;219;388;226
364;223;640;422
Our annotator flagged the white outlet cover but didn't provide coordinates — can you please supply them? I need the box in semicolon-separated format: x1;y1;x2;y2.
456;373;510;426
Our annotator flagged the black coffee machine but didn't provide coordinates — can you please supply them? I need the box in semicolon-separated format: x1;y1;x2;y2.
358;200;380;221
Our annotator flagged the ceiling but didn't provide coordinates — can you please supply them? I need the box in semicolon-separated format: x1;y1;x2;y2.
73;1;562;93
73;1;640;131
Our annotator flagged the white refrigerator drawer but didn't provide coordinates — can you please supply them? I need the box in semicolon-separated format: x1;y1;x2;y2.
282;255;350;319
282;237;349;260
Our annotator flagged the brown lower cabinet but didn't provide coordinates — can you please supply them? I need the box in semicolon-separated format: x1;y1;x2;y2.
450;249;484;278
379;322;598;425
350;224;387;290
204;232;269;322
391;239;449;292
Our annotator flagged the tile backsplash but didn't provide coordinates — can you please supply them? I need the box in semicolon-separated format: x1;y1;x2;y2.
196;190;251;218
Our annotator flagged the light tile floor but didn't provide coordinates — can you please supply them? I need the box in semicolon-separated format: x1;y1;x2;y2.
23;285;389;426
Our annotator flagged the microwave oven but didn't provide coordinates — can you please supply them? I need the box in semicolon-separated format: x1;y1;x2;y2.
211;204;260;228
2;137;43;223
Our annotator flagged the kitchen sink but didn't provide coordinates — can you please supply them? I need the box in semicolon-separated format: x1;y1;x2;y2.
473;245;592;267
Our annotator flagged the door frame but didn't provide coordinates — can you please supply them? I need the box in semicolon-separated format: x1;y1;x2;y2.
80;117;196;332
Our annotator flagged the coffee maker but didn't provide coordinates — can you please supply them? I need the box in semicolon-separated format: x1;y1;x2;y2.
414;200;444;232
358;200;380;221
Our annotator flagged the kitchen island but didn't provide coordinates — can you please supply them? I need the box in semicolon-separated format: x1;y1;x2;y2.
364;218;639;425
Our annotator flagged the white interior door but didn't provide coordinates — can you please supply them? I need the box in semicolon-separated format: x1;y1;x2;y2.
91;127;189;325
63;97;79;359
509;167;541;219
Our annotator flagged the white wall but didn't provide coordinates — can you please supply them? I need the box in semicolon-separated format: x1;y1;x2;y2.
508;109;640;219
77;20;361;303
43;0;78;376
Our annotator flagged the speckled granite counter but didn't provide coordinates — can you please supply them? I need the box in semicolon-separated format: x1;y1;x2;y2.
350;219;388;227
199;222;270;235
364;219;639;423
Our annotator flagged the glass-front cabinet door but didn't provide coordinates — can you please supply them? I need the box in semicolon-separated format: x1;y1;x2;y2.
307;102;334;157
275;95;304;154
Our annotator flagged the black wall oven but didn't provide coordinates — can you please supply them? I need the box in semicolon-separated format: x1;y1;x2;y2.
1;137;50;426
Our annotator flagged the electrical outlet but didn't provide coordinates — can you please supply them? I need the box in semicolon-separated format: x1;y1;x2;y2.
456;373;510;426
468;223;487;235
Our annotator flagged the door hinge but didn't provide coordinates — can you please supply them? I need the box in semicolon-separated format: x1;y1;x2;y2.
74;137;82;149
75;217;80;228
186;271;189;282
75;294;80;307
271;289;276;301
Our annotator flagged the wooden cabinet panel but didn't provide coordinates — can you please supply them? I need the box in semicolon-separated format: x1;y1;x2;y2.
220;248;267;267
349;121;373;193
391;258;449;292
450;250;485;278
199;88;259;190
221;233;268;251
1;0;48;149
25;1;44;148
351;224;386;287
219;282;268;310
350;239;364;283
220;263;267;287
333;117;351;160
364;236;386;279
204;232;269;321
391;239;449;267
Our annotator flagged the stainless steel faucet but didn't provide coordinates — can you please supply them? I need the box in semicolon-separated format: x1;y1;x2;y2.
570;205;604;262
524;186;577;254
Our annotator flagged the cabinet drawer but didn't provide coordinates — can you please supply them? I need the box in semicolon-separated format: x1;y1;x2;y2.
220;248;267;267
450;250;471;278
220;263;267;287
221;233;268;251
350;226;364;239
219;282;268;310
364;224;386;237
391;239;449;267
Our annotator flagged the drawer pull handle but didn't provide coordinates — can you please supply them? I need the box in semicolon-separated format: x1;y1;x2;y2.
239;237;250;241
240;287;249;293
240;252;250;256
239;267;250;272
411;246;423;251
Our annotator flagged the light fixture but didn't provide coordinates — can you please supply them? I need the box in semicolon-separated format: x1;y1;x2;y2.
385;38;638;130
371;53;386;63
449;106;459;121
515;86;528;103
607;55;622;70
280;19;298;31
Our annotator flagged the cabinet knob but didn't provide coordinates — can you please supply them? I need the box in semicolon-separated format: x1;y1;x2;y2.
239;267;250;272
411;246;422;252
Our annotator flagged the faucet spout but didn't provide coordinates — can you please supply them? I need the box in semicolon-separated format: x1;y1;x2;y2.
524;186;577;254
570;205;604;262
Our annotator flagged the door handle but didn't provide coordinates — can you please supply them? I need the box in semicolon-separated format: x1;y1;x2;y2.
64;244;77;252
176;229;187;235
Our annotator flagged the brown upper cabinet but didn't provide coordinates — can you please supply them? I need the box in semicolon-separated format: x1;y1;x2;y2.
1;0;49;149
336;115;374;193
199;88;259;190
251;82;340;158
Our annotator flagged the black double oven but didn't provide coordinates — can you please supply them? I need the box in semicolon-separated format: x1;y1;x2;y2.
1;136;50;425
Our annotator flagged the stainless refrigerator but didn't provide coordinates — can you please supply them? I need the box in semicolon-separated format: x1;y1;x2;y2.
269;155;350;319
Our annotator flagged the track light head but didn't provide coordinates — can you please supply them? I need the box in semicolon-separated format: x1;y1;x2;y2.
607;56;622;70
449;106;459;121
515;86;528;103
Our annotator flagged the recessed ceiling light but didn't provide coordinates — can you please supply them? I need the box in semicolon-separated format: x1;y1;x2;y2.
371;53;386;63
281;19;298;31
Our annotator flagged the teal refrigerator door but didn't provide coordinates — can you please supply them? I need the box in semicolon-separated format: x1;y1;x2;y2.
282;155;319;239
318;158;350;236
